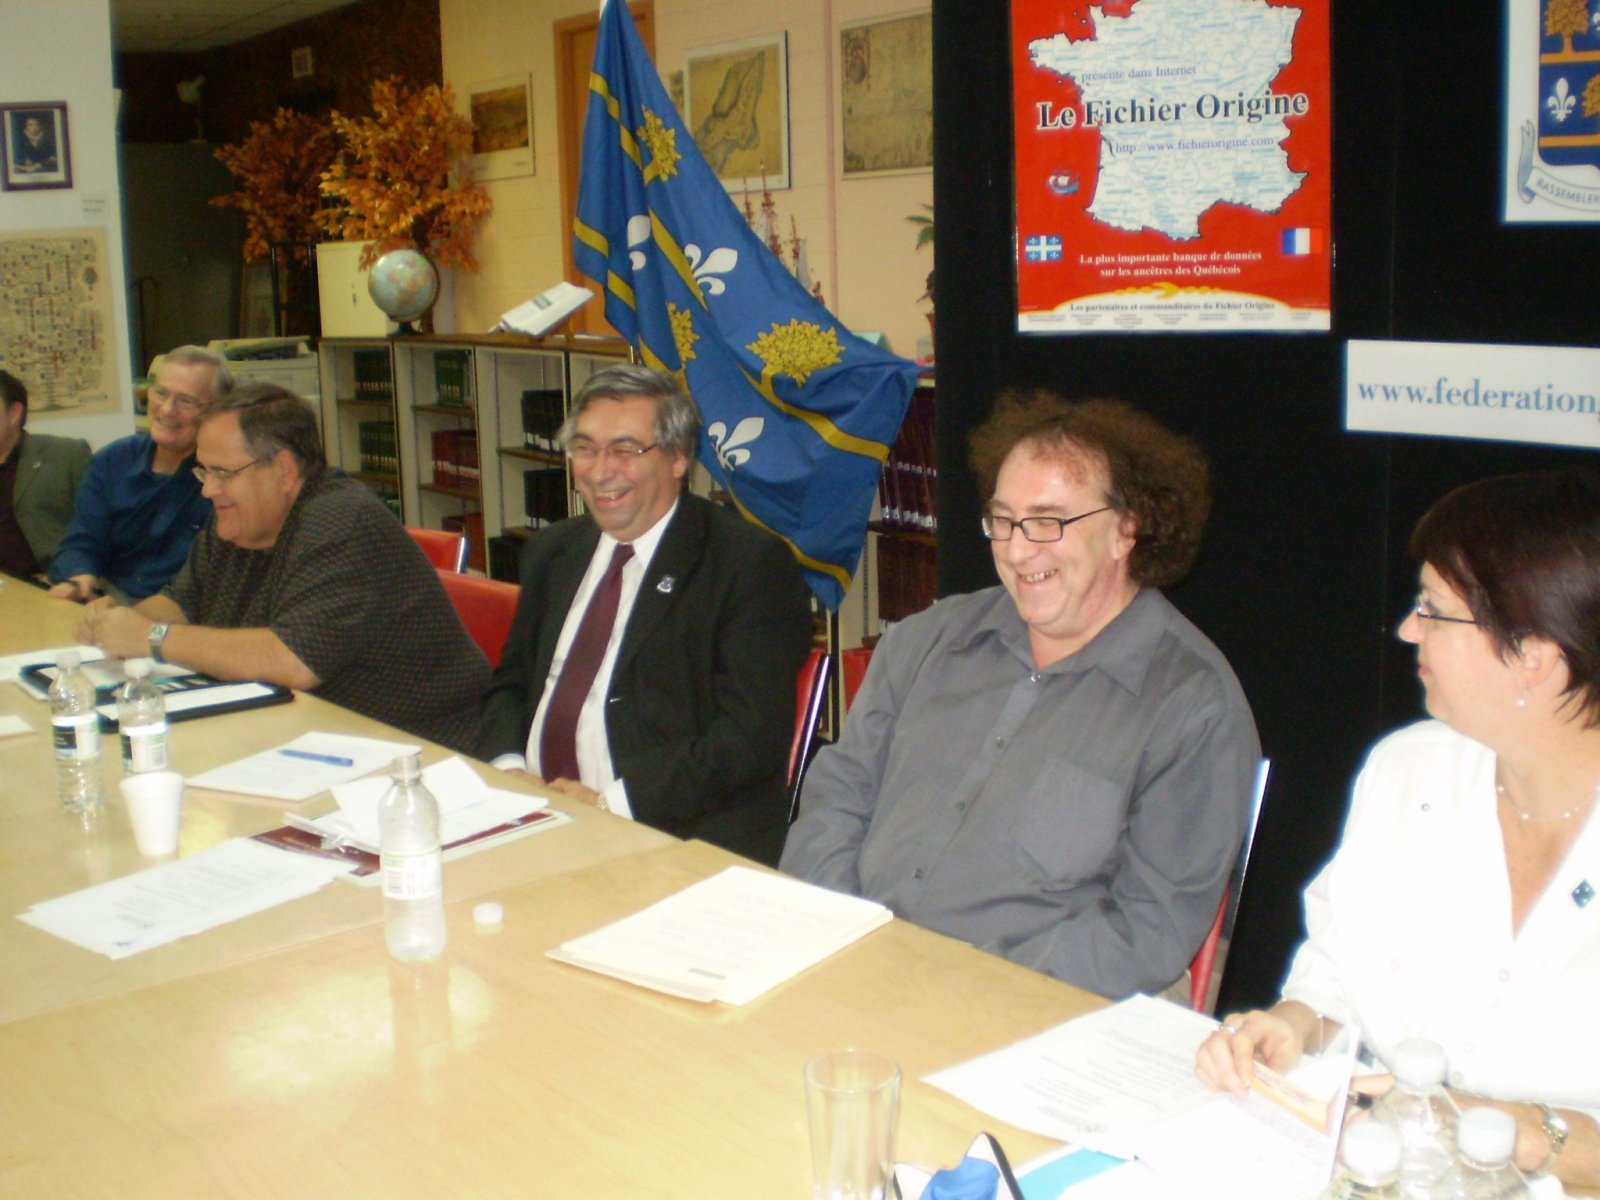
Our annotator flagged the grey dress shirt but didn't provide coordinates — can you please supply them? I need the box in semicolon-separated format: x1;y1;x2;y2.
780;586;1259;998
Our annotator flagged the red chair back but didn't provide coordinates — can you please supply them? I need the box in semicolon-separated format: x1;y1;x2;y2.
787;648;832;823
409;527;468;573
437;569;521;667
840;645;873;711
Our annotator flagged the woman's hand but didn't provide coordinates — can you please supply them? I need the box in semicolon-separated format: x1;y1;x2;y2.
1195;1006;1309;1097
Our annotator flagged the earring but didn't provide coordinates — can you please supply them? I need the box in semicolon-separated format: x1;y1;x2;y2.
1515;689;1528;709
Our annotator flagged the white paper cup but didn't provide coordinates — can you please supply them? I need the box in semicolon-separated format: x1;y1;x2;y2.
120;770;184;856
804;1050;900;1200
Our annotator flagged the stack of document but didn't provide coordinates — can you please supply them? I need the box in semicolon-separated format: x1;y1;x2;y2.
926;994;1353;1200
19;838;354;959
549;866;892;1004
263;756;570;884
187;732;420;802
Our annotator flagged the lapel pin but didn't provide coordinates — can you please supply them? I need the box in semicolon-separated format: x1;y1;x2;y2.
1573;880;1594;909
656;575;676;594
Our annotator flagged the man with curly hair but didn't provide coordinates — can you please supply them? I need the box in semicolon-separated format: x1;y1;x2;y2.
782;390;1259;998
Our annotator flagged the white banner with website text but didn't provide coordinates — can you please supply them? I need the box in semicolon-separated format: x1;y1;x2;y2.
1345;339;1600;450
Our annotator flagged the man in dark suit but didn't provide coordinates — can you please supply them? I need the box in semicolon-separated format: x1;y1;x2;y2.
0;370;91;579
477;364;813;865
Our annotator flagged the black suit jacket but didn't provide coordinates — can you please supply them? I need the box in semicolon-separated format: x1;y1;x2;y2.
477;493;813;865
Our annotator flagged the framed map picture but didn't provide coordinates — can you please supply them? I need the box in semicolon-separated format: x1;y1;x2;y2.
685;33;789;192
468;74;534;181
1;102;71;191
840;11;934;177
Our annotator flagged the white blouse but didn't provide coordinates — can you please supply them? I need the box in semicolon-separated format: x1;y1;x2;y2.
1282;719;1600;1121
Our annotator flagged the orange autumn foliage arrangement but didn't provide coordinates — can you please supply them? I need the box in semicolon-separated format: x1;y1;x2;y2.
321;77;492;271
210;109;340;263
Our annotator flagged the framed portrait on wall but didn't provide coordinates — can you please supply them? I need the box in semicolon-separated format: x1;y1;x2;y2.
468;74;535;181
1;102;72;191
840;10;933;177
685;32;790;192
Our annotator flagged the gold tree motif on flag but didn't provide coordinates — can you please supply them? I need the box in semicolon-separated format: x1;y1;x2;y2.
668;303;699;365
1546;0;1590;54
639;108;680;181
747;321;843;386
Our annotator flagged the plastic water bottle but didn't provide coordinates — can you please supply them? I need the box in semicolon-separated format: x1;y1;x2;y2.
50;649;102;811
116;657;170;774
1432;1108;1533;1200
378;753;446;961
1372;1038;1459;1198
1320;1122;1405;1200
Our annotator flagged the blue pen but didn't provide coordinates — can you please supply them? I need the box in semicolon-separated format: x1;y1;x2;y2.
280;748;355;767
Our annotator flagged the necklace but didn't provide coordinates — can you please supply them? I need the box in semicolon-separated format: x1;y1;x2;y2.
1495;779;1598;823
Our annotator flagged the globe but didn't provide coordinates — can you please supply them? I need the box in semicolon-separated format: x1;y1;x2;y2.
367;249;440;330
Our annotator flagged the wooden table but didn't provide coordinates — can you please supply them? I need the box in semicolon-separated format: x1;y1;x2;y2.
0;839;1097;1197
0;578;672;1021
2;577;1108;1195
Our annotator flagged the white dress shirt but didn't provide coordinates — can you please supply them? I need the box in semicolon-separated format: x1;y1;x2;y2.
1282;719;1600;1121
495;501;676;817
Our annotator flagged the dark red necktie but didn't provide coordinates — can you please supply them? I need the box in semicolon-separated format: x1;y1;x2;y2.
540;542;634;782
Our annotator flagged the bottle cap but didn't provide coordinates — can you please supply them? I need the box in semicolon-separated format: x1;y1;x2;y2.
473;902;504;928
56;649;81;671
125;657;152;679
1340;1121;1402;1180
1457;1107;1517;1165
391;752;423;781
1390;1037;1448;1088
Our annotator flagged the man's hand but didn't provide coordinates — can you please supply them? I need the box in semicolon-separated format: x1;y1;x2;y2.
547;777;606;810
76;599;154;658
48;574;99;602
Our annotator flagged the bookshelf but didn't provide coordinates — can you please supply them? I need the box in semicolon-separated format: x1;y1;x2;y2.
867;378;938;627
318;339;402;520
317;334;631;575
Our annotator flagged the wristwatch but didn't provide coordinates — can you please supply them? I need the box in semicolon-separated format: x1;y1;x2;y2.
1534;1102;1570;1176
147;622;171;664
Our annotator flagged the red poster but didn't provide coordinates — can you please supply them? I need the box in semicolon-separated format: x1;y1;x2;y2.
1013;0;1331;333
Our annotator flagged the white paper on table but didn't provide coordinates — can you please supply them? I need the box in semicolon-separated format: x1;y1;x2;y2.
18;837;354;959
3;644;104;693
186;731;420;802
926;994;1222;1147
0;713;32;738
927;995;1351;1200
294;756;549;853
548;865;892;1005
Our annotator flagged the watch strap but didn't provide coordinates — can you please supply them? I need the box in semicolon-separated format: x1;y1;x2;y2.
1533;1102;1570;1177
147;622;171;664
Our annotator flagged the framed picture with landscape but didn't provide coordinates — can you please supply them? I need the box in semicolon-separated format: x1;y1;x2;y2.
684;32;790;192
1;101;72;191
468;75;534;181
840;11;933;177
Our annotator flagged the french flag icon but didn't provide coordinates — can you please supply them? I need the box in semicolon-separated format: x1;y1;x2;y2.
1281;227;1324;256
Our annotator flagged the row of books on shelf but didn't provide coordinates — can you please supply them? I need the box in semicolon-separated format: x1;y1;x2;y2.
521;388;566;451
523;467;569;525
431;430;480;490
351;350;394;402
432;350;473;409
876;535;937;624
358;420;398;476
877;388;937;533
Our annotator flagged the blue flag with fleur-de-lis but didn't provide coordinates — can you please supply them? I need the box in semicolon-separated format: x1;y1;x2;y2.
574;0;921;610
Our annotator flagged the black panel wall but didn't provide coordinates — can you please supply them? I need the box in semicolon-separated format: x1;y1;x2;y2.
931;0;1598;1012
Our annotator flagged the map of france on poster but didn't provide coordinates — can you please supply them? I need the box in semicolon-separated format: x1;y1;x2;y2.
1013;0;1331;334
